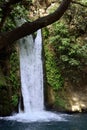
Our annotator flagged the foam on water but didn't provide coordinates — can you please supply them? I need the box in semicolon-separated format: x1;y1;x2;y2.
0;111;67;122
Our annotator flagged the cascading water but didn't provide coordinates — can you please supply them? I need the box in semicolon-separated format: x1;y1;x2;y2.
15;29;64;122
0;20;66;122
19;29;44;113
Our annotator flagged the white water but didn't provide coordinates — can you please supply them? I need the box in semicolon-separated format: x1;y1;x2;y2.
19;29;44;113
0;20;67;122
13;29;66;122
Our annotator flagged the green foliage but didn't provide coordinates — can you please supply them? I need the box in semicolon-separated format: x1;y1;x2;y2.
43;27;49;39
2;4;30;31
55;96;65;108
2;18;16;32
7;47;20;107
46;51;63;90
11;94;18;107
64;3;87;37
0;0;32;31
9;49;20;89
44;2;87;91
49;20;87;83
44;36;63;90
11;4;29;19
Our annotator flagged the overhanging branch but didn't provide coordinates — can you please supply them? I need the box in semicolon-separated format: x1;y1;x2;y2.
7;0;71;42
0;0;71;50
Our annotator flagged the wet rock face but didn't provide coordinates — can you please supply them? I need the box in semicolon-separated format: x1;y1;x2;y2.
66;90;87;112
59;81;87;113
46;79;87;113
47;86;55;109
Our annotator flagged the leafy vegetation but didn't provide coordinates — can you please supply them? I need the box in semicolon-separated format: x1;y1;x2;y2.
49;21;87;83
43;2;87;109
9;47;20;107
11;94;18;107
0;0;32;32
44;3;87;87
44;42;63;91
55;96;66;108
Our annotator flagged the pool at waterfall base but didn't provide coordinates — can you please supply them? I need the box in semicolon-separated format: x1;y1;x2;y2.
0;113;87;130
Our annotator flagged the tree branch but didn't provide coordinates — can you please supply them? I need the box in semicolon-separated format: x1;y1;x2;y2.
0;0;71;50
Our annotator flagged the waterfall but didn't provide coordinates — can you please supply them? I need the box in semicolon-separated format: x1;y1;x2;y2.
15;29;64;122
19;29;44;113
0;20;65;122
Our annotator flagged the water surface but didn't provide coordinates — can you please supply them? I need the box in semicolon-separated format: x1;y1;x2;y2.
0;113;87;130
